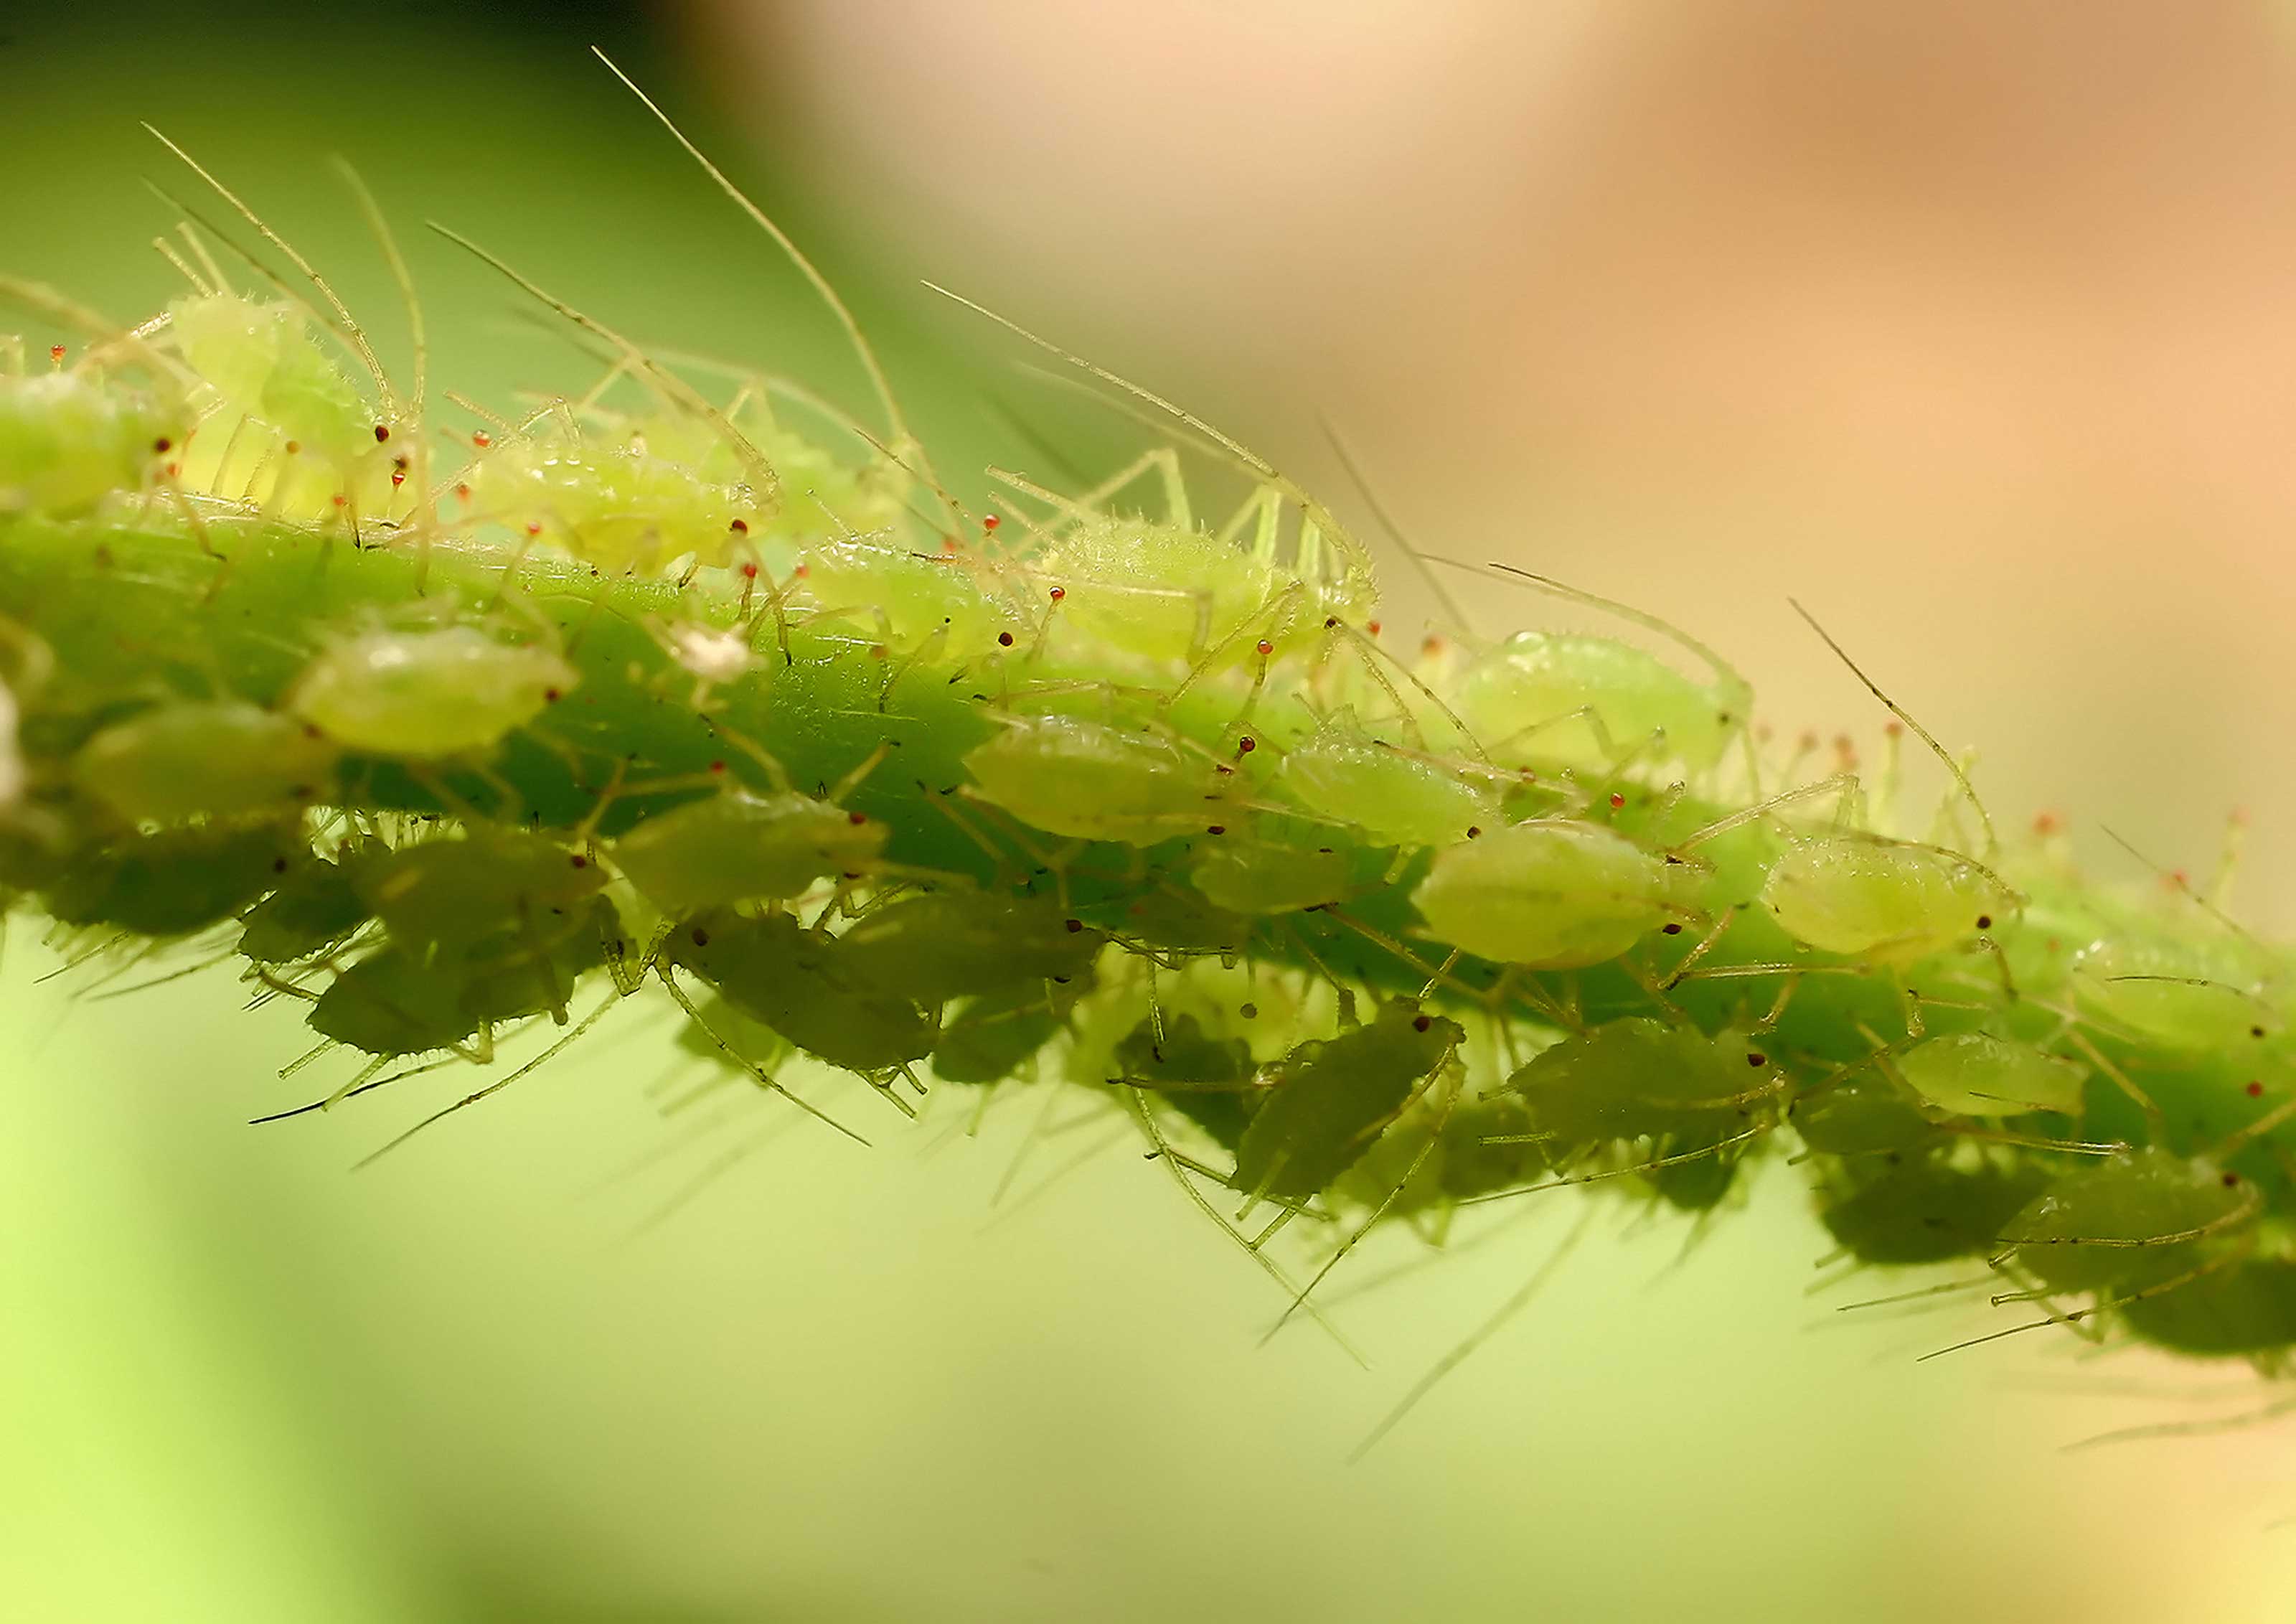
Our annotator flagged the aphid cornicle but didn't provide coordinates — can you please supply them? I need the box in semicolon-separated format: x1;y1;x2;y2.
1233;1000;1463;1204
287;624;578;758
1411;818;1693;968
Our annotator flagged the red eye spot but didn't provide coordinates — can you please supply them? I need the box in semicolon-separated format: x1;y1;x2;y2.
740;561;759;579
729;517;748;535
1065;918;1083;933
48;344;65;363
848;812;868;825
708;761;726;774
1256;639;1274;656
1367;621;1382;637
690;926;710;947
1412;1015;1433;1033
331;493;347;507
284;440;301;454
1048;586;1065;601
472;431;492;448
542;687;562;703
2249;1081;2265;1097
1609;792;1625;809
455;483;471;500
982;513;1000;531
1466;825;1482;838
997;632;1015;647
1746;1052;1767;1068
1236;736;1256;754
1206;825;1225;835
524;522;542;536
151;436;171;453
373;423;390;443
793;563;810;579
390;470;406;487
1662;922;1683;934
569;854;588;868
2225;1171;2241;1187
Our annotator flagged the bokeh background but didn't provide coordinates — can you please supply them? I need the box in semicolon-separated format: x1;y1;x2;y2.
7;2;2296;1618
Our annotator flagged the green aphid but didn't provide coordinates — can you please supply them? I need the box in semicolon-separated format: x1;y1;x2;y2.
791;534;1025;652
1452;627;1750;774
287;625;578;759
1186;840;1353;916
1817;1152;2050;1267
237;853;370;964
962;712;1237;846
0;371;184;516
1233;1000;1462;1203
2119;1259;2296;1359
664;908;937;1074
352;830;603;956
1411;818;1690;969
1893;1032;2085;1118
464;433;762;573
839;889;1102;1005
2071;933;2282;1051
933;972;1094;1086
674;992;792;1074
2004;1148;2252;1295
72;699;338;824
40;819;295;937
308;948;481;1057
1113;1011;1257;1150
1270;724;1497;849
454;900;620;1028
1507;1016;1778;1150
1789;1071;1937;1157
169;293;370;462
609;790;886;914
1761;832;2017;965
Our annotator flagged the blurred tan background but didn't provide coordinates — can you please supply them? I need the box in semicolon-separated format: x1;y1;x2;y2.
6;3;2296;1619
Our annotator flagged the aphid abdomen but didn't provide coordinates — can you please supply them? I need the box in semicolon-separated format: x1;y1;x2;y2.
1453;631;1733;772
1272;730;1497;849
1893;1032;2085;1118
1186;840;1355;915
352;830;603;954
838;891;1102;1005
1232;1000;1462;1203
1112;1011;1258;1150
39;819;296;937
1411;819;1686;968
1817;1151;2052;1267
932;972;1093;1085
1507;1017;1769;1150
2118;1259;2296;1359
237;853;370;965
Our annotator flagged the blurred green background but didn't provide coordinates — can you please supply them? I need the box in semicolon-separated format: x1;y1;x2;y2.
6;4;2296;1620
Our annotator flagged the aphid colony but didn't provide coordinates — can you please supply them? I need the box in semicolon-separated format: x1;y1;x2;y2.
5;74;2296;1389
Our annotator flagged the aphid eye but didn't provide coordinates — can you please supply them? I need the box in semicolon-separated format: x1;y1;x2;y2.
569;855;588;868
2249;1081;2266;1097
373;423;390;443
1064;918;1083;933
1048;586;1064;601
1746;1052;1767;1067
1465;826;1482;838
1662;922;1683;935
1412;1015;1432;1033
2254;1026;2269;1038
690;927;710;947
1206;824;1225;835
847;812;868;825
151;436;171;453
997;632;1015;647
1975;914;1992;929
1255;638;1274;655
2226;1172;2242;1187
729;517;748;535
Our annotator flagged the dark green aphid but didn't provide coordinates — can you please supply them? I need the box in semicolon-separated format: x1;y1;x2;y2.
41;819;296;937
1186;839;1354;916
664;908;937;1074
237;853;370;964
72;699;337;825
308;948;484;1058
353;830;603;956
609;791;887;914
1113;1011;1257;1150
2119;1259;2296;1358
933;972;1093;1085
1817;1151;2050;1267
2003;1148;2252;1295
839;890;1103;1005
1790;1072;1937;1157
674;992;791;1074
1507;1016;1778;1152
1233;1000;1462;1203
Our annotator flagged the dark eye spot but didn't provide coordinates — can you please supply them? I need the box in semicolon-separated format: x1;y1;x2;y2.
1661;922;1683;935
690;926;710;947
1064;918;1083;933
1746;1052;1767;1067
1412;1015;1432;1033
1975;914;1992;929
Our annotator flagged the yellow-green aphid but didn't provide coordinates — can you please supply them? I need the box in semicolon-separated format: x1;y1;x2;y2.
72;699;337;823
1761;832;2017;964
1187;838;1354;915
287;625;576;757
352;830;603;957
838;890;1102;1004
789;535;1027;654
40;820;296;937
2004;1148;2254;1296
0;372;185;515
1233;1000;1462;1204
624;397;911;545
1892;1032;2085;1118
963;713;1238;845
1507;1016;1779;1150
609;791;886;914
1271;723;1499;848
463;430;762;573
2071;931;2284;1050
1411;818;1692;967
664;908;937;1074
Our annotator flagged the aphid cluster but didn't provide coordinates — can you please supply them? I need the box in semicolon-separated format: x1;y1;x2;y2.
6;56;2296;1415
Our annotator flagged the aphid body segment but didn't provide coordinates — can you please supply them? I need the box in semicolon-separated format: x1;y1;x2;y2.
0;372;184;516
1411;818;1691;967
288;625;576;758
2071;932;2285;1050
610;791;886;914
72;699;337;823
838;889;1102;1005
1233;1000;1462;1203
1761;832;2016;964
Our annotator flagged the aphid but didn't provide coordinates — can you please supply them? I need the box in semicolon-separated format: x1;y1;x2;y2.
0;370;186;516
40;819;297;937
1233;1000;1462;1204
1788;1071;1938;1157
352;828;603;955
1449;566;1754;774
962;712;1239;846
663;908;938;1075
1269;720;1500;849
1411;818;1694;967
286;624;578;758
461;428;763;574
1110;1010;1257;1149
788;533;1027;655
2003;1148;2254;1296
609;790;887;915
1890;1032;2085;1118
72;698;338;823
2071;932;2283;1050
0;669;22;813
1760;831;2017;964
237;850;370;964
933;970;1095;1086
1185;839;1355;916
1506;1017;1782;1153
1817;1150;2049;1267
2118;1258;2296;1358
837;889;1104;1005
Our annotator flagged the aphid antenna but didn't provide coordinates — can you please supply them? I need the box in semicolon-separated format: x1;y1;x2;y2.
1787;597;1996;858
136;179;370;367
921;280;1374;582
425;222;783;512
1315;415;1476;637
0;277;194;391
588;50;965;525
144;128;397;418
2096;822;2269;954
